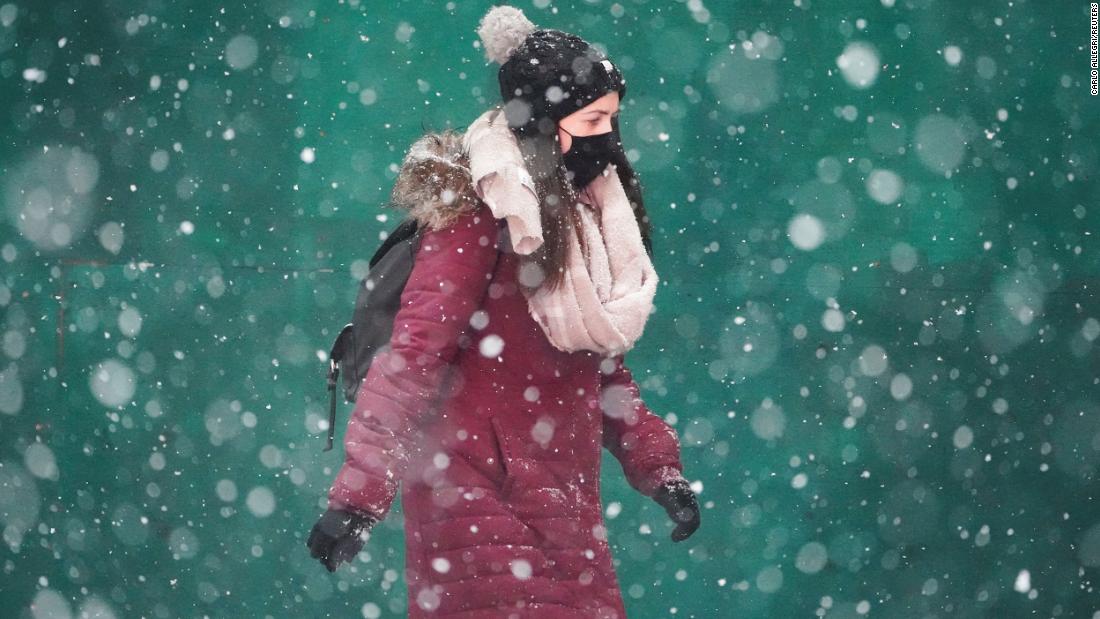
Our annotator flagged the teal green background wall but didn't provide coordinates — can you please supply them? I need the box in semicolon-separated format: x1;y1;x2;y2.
2;1;1099;617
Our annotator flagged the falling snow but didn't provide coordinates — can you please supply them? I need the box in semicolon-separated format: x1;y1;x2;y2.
0;1;1096;618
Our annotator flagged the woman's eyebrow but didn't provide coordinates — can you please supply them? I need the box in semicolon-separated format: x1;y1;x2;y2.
585;109;619;116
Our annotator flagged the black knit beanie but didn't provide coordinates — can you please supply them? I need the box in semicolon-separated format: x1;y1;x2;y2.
476;5;627;137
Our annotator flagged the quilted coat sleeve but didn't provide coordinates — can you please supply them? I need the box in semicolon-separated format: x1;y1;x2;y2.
327;204;501;521
599;354;687;498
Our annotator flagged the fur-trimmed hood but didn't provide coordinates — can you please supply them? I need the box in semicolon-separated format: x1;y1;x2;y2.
391;107;549;257
388;128;482;231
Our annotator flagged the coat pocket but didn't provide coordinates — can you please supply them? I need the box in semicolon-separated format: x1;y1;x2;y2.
488;416;516;498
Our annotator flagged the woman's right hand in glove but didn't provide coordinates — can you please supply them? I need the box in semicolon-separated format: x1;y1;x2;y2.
652;477;701;543
307;507;379;572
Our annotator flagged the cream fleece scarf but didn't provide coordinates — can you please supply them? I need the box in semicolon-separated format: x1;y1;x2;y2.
462;108;659;357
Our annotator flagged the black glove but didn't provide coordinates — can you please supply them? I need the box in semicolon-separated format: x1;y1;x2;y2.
652;477;701;542
307;507;379;572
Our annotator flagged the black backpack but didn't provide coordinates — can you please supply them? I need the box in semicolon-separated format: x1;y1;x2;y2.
323;216;423;451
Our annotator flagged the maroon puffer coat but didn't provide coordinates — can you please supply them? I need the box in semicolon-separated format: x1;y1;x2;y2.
326;128;687;618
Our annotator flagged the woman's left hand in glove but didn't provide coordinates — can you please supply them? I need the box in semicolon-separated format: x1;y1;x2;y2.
652;477;701;542
306;507;379;572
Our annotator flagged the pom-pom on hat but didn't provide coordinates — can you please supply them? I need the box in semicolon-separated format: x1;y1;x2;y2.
476;5;627;137
476;5;538;65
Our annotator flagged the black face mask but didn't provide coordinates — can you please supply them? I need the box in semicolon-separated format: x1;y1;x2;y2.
560;123;625;189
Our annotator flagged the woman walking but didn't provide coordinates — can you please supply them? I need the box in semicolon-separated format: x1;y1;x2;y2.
308;6;701;617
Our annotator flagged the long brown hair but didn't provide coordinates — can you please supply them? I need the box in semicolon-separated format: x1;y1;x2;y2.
492;106;654;294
